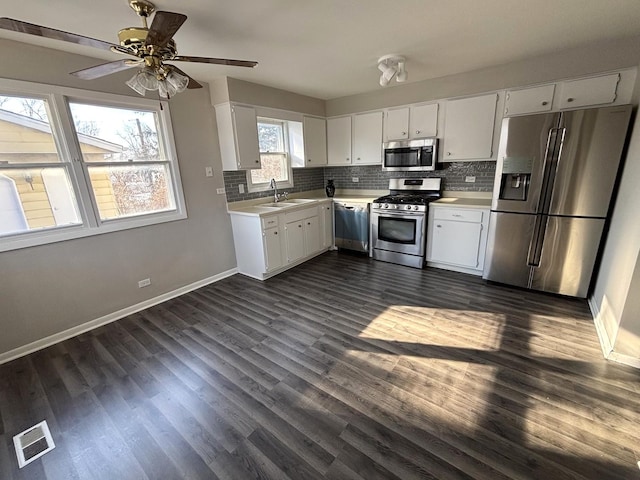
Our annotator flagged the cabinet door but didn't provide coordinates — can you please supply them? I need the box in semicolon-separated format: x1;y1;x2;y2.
559;73;620;109
263;227;283;271
303;116;327;167
384;108;409;141
443;94;497;161
233;105;262;169
304;215;321;254
353;111;383;165
327;116;352;165
285;220;305;263
410;103;438;138
430;219;483;268
504;85;555;116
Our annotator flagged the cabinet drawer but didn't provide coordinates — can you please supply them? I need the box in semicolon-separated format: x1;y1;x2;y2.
432;207;483;223
261;216;279;229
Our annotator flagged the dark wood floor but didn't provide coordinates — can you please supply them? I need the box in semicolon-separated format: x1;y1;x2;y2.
1;251;640;479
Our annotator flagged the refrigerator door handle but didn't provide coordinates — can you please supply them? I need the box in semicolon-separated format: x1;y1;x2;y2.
535;127;564;214
527;214;548;267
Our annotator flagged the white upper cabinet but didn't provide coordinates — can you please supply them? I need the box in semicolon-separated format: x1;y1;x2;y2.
443;93;497;161
558;73;620;110
327;116;352;165
215;103;261;170
302;116;327;167
384;103;438;141
352;111;383;165
504;84;555;116
410;103;438;138
384;108;410;141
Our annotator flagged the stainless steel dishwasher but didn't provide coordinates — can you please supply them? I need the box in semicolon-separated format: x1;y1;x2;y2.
333;200;370;253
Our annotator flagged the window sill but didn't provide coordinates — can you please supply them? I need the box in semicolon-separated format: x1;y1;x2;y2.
0;210;188;253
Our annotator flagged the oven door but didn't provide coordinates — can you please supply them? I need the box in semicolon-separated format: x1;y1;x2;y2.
371;210;426;256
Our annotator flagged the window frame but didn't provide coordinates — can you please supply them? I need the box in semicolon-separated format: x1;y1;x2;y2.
0;77;186;253
246;117;294;193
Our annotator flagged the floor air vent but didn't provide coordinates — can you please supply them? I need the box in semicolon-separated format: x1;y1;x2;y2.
13;420;55;468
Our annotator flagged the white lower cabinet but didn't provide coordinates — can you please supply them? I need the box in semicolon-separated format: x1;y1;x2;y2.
319;200;333;248
284;206;320;263
426;206;490;275
229;202;330;280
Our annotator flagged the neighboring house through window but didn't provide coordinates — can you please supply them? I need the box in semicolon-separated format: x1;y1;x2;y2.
0;78;186;252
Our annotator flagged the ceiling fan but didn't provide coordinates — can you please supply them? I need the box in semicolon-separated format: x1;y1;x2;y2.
0;0;258;98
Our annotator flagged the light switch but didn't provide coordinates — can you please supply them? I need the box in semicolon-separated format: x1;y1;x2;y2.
239;184;245;194
465;176;476;183
205;167;213;177
352;177;359;183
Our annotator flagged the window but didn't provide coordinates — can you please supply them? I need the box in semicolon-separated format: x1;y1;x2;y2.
246;118;293;192
0;78;185;252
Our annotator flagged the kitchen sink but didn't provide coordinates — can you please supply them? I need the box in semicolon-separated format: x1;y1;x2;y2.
283;198;316;204
259;199;316;208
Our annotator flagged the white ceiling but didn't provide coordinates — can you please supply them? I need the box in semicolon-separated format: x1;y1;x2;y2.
2;0;640;100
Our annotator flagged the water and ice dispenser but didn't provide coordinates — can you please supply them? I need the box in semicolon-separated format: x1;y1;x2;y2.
499;157;533;201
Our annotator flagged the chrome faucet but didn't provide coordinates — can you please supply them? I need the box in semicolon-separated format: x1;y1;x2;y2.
269;178;278;202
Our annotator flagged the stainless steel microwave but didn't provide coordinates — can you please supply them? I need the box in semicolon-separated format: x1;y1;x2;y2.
383;138;438;171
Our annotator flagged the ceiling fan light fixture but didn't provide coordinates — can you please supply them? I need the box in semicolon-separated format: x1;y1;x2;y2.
166;68;189;93
126;72;147;96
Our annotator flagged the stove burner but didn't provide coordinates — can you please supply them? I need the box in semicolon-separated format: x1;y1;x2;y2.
373;193;440;205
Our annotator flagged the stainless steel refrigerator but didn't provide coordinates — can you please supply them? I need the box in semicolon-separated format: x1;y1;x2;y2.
483;104;632;298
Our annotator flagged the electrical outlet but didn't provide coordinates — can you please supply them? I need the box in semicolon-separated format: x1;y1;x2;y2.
352;177;359;183
205;167;213;177
216;187;226;194
239;184;245;194
465;176;476;183
138;278;151;288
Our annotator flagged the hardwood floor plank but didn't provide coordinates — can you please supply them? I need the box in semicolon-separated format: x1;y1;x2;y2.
3;252;640;479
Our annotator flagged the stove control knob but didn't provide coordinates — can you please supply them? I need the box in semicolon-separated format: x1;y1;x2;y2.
383;204;389;209
406;205;412;210
393;204;398;209
413;205;419;211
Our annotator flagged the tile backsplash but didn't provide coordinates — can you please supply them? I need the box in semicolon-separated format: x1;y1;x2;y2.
223;161;495;202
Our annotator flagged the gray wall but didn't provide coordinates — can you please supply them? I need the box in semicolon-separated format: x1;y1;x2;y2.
326;35;640;116
0;39;236;356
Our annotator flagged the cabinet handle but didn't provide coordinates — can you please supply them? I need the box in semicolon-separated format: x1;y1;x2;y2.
346;158;350;162
447;152;451;156
307;222;311;225
274;231;278;235
415;130;421;134
567;97;574;103
308;158;311;162
542;101;549;106
357;157;361;160
298;224;302;228
255;159;260;163
436;224;442;228
402;131;407;136
453;214;462;217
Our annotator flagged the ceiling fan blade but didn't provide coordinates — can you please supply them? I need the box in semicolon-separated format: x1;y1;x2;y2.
145;11;186;48
0;17;117;52
70;60;139;80
172;55;258;68
168;66;202;89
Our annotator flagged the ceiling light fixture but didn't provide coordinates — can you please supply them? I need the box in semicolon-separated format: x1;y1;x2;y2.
377;55;408;87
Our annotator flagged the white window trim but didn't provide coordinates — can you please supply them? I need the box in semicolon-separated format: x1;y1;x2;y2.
0;77;187;253
246;117;294;193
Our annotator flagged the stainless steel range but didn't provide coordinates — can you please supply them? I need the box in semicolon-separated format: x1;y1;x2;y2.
371;177;442;268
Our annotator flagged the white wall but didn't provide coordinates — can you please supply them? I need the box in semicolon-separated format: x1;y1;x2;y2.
591;100;640;364
0;39;237;357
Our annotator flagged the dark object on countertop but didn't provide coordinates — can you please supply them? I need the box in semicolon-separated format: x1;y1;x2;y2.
325;179;335;197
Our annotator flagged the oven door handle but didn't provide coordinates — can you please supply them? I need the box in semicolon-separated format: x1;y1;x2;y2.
372;211;424;217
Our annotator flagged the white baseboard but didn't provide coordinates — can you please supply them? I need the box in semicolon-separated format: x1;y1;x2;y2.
0;268;238;365
588;296;640;369
588;296;614;358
